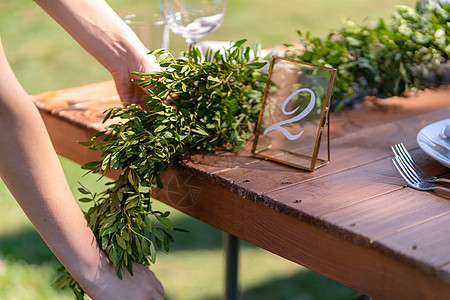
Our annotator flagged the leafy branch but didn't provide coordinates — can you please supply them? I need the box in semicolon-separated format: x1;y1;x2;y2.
284;0;449;110
53;40;268;298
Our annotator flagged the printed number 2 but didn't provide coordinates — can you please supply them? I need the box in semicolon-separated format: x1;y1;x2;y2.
263;88;315;140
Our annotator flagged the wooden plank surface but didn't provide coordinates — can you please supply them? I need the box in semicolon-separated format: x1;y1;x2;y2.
322;188;450;241
377;212;450;268
210;106;450;196
152;168;450;299
32;82;450;299
33;81;118;110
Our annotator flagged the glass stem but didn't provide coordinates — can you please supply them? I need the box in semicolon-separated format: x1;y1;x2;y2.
186;38;198;46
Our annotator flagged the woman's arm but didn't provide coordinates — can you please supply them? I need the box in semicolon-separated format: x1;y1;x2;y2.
0;38;163;300
33;0;161;105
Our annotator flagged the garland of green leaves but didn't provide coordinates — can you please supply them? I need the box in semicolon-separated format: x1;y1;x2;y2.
284;1;449;110
53;40;268;298
53;2;448;298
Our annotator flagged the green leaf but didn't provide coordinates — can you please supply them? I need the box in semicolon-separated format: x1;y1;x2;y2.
53;274;73;289
101;154;111;171
246;61;266;69
110;154;120;170
78;140;93;146
122;229;131;241
154;124;167;132
156;215;174;230
125;258;134;276
207;75;221;83
102;225;118;237
81;161;101;170
134;117;144;132
139;185;151;193
163;234;171;252
192;127;208;136
144;216;153;232
156;177;163;189
153;228;164;242
116;234;127;250
127;170;135;185
77;187;90;195
156;52;169;63
233;39;247;48
149;241;156;263
141;238;150;255
101;236;109;250
134;235;141;251
244;90;263;98
78;197;92;203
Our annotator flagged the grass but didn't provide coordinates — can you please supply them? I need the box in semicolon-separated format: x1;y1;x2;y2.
0;0;416;299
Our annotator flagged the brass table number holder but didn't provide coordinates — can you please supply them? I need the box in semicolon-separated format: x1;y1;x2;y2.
252;56;337;171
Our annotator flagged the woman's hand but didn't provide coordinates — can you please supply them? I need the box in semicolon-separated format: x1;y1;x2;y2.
110;50;161;106
33;0;162;107
81;255;164;300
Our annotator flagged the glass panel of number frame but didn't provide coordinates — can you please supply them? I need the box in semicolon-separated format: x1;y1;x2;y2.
252;57;336;171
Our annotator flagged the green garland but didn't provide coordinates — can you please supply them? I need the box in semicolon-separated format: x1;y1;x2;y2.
52;2;449;298
53;40;268;298
284;0;449;110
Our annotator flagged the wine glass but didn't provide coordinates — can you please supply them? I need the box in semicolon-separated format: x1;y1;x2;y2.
159;0;227;46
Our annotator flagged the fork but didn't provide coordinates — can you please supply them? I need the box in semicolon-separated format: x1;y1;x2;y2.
391;143;450;183
392;156;450;193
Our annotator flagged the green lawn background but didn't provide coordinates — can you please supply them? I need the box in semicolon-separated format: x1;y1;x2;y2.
0;0;415;299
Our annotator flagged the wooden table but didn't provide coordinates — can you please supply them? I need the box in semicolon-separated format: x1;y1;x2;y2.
33;81;450;299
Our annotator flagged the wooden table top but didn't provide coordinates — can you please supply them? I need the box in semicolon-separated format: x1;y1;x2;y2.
33;81;450;299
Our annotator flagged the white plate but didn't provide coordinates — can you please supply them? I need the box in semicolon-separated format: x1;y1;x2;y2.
417;119;450;168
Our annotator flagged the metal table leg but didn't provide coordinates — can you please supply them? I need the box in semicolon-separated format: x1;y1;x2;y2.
224;233;240;300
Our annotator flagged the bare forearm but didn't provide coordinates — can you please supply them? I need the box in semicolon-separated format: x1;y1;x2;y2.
0;39;101;287
0;37;163;298
33;0;151;73
33;0;159;105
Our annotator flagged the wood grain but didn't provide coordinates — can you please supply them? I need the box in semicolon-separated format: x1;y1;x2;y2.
153;167;450;299
321;188;450;241
377;212;450;269
32;80;117;111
